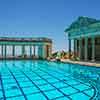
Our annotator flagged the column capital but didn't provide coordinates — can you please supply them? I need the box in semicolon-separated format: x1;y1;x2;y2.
74;38;77;40
77;38;82;40
91;36;95;38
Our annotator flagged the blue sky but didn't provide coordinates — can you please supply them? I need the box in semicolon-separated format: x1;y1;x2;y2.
0;0;100;51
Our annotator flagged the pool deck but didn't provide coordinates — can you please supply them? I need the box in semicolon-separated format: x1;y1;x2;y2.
60;59;100;68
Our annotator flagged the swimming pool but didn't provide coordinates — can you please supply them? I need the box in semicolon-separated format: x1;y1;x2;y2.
0;60;100;100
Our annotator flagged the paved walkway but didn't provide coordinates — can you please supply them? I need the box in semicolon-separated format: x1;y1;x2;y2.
61;59;100;67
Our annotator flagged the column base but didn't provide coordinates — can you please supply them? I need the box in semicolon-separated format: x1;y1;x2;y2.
91;59;95;62
84;59;88;61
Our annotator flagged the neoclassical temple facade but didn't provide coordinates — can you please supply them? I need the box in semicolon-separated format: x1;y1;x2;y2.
65;16;100;61
0;37;52;59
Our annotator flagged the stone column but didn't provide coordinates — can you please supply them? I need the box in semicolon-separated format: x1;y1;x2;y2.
12;45;15;57
45;45;48;58
38;45;43;59
79;39;82;60
74;39;75;57
38;45;41;59
68;39;71;59
84;38;88;61
22;45;25;57
91;37;95;61
33;45;35;57
74;39;77;58
48;45;52;58
4;45;7;58
38;45;46;59
1;45;3;57
30;45;32;57
43;45;46;59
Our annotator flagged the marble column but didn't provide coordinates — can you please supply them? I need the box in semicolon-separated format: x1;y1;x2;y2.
38;45;42;59
43;45;46;59
22;45;25;57
68;39;71;59
33;46;35;57
79;39;82;60
74;39;77;58
91;37;95;61
84;38;88;61
1;45;3;57
48;45;52;58
38;45;43;59
30;45;32;57
12;45;15;57
38;45;46;59
45;45;48;58
4;45;7;58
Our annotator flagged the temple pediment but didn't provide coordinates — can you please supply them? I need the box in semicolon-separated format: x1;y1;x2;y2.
65;16;100;32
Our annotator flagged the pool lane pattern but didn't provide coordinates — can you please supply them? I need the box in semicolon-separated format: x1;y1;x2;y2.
0;61;98;100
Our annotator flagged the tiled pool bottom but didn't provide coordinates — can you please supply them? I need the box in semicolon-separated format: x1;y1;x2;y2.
0;61;99;100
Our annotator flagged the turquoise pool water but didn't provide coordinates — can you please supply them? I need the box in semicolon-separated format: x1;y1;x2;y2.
0;60;100;100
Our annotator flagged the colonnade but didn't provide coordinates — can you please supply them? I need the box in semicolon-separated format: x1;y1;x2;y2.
69;37;96;61
0;44;52;59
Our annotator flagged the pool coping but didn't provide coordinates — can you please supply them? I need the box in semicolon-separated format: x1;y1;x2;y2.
60;59;100;68
0;59;100;68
